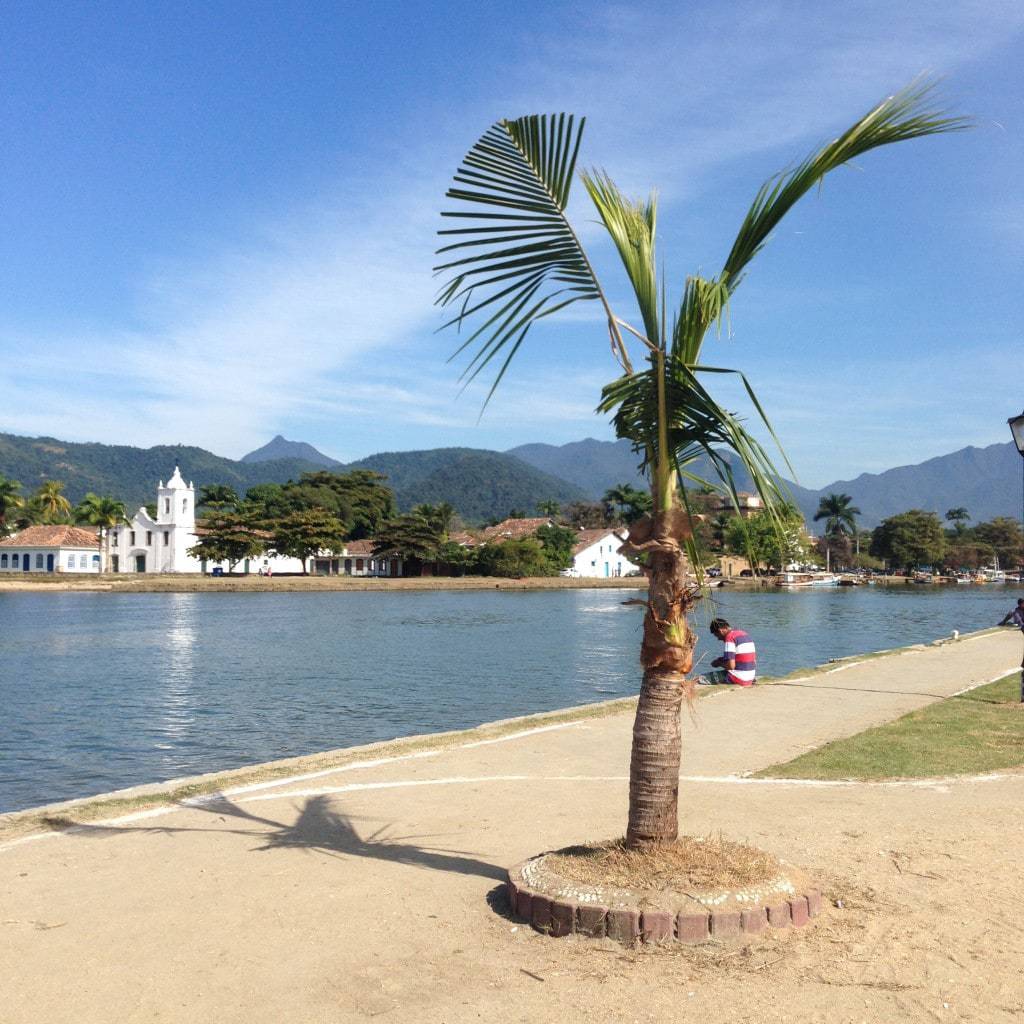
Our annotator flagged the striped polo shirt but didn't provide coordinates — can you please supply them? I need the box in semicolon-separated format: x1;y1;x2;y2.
723;628;756;686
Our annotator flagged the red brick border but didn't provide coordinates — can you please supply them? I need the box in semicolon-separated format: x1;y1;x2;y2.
507;864;824;946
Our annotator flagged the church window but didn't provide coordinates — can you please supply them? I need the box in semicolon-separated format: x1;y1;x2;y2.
146;531;152;546
182;499;188;514
1;554;6;567
165;498;170;515
130;531;136;545
164;531;170;545
35;553;43;568
110;531;118;545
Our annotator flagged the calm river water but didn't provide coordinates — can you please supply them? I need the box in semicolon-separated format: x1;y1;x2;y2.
1;585;1021;813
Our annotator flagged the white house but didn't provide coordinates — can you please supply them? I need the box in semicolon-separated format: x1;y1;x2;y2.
0;525;102;574
568;528;640;578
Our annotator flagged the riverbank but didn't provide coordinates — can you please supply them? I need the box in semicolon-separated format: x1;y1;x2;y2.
0;571;958;594
2;630;1021;1023
0;572;651;593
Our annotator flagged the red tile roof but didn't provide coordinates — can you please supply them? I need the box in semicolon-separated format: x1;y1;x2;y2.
571;528;625;556
344;539;376;555
0;525;100;548
480;517;552;543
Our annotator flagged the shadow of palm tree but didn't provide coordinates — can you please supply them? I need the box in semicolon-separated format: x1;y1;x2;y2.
42;793;505;882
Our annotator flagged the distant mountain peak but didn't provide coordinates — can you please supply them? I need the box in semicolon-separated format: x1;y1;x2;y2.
241;436;340;467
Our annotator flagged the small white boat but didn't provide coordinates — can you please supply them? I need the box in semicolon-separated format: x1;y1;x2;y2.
774;571;840;588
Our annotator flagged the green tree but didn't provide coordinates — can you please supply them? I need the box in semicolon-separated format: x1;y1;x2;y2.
198;484;240;511
270;507;347;574
945;507;970;538
0;475;24;536
188;509;266;572
435;86;963;846
869;510;947;571
535;523;579;573
536;499;562;517
562;500;614;529
372;513;443;574
972;517;1023;569
813;492;861;570
724;506;807;571
603;483;654;524
34;480;72;524
245;483;293;519
411;502;457;538
288;470;394;538
74;493;129;572
474;537;552;578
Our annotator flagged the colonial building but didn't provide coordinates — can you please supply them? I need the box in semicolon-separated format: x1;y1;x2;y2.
568;528;640;578
107;467;205;574
0;525;102;574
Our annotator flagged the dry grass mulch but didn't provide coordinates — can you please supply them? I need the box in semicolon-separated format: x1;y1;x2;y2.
545;835;783;893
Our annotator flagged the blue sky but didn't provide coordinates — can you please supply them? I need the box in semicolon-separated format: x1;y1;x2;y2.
1;0;1022;488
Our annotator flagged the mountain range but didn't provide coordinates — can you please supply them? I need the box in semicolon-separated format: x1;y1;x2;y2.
1;430;1019;529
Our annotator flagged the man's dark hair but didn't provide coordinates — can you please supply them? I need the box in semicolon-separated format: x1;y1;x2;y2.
709;618;730;634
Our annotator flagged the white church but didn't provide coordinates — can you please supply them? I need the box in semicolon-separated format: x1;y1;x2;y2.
106;468;394;576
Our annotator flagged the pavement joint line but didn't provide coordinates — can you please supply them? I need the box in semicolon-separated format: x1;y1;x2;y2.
178;719;588;807
0;721;589;854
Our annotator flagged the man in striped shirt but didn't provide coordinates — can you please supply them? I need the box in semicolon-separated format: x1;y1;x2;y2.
699;618;757;687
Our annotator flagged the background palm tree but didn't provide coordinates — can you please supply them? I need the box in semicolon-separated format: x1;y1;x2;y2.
536;499;562;517
0;475;24;536
603;483;654;524
34;480;72;524
75;493;129;572
813;493;862;569
436;84;964;847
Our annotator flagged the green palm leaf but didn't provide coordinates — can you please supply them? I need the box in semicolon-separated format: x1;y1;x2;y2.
435;114;622;404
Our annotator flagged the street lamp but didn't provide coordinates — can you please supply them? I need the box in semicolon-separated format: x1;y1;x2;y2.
1011;410;1024;535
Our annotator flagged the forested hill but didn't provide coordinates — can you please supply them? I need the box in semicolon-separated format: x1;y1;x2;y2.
509;437;1021;528
345;448;586;521
0;433;323;511
0;433;586;523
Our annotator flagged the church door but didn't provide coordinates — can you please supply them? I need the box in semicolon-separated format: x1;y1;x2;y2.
135;554;146;573
46;554;54;572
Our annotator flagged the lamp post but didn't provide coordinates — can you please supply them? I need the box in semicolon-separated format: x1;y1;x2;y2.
1008;411;1024;702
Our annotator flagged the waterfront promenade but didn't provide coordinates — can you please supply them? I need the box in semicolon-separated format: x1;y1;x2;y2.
2;630;1022;1023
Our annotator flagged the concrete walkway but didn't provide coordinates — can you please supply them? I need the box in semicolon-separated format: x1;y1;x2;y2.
2;630;1022;1024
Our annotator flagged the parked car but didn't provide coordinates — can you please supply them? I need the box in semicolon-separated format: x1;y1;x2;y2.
211;566;224;577
706;567;721;577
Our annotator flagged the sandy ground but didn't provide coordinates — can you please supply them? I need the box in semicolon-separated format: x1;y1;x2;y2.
2;630;1023;1023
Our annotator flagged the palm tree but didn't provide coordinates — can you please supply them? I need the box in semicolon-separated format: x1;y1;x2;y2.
813;493;862;569
603;483;653;524
34;480;72;524
536;499;562;517
75;493;129;572
0;475;24;536
945;507;970;538
435;84;964;847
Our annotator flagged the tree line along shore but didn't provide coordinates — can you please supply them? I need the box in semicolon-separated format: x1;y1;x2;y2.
1;469;1021;579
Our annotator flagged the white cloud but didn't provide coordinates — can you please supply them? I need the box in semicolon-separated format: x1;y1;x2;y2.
2;0;1022;470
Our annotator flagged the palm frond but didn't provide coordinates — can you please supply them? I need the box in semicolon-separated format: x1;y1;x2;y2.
722;80;969;284
597;356;790;518
580;171;660;347
435;114;620;405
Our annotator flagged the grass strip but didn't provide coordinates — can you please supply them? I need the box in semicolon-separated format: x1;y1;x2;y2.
756;673;1024;781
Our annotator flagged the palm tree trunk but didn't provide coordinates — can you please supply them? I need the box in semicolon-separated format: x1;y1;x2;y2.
623;507;696;847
